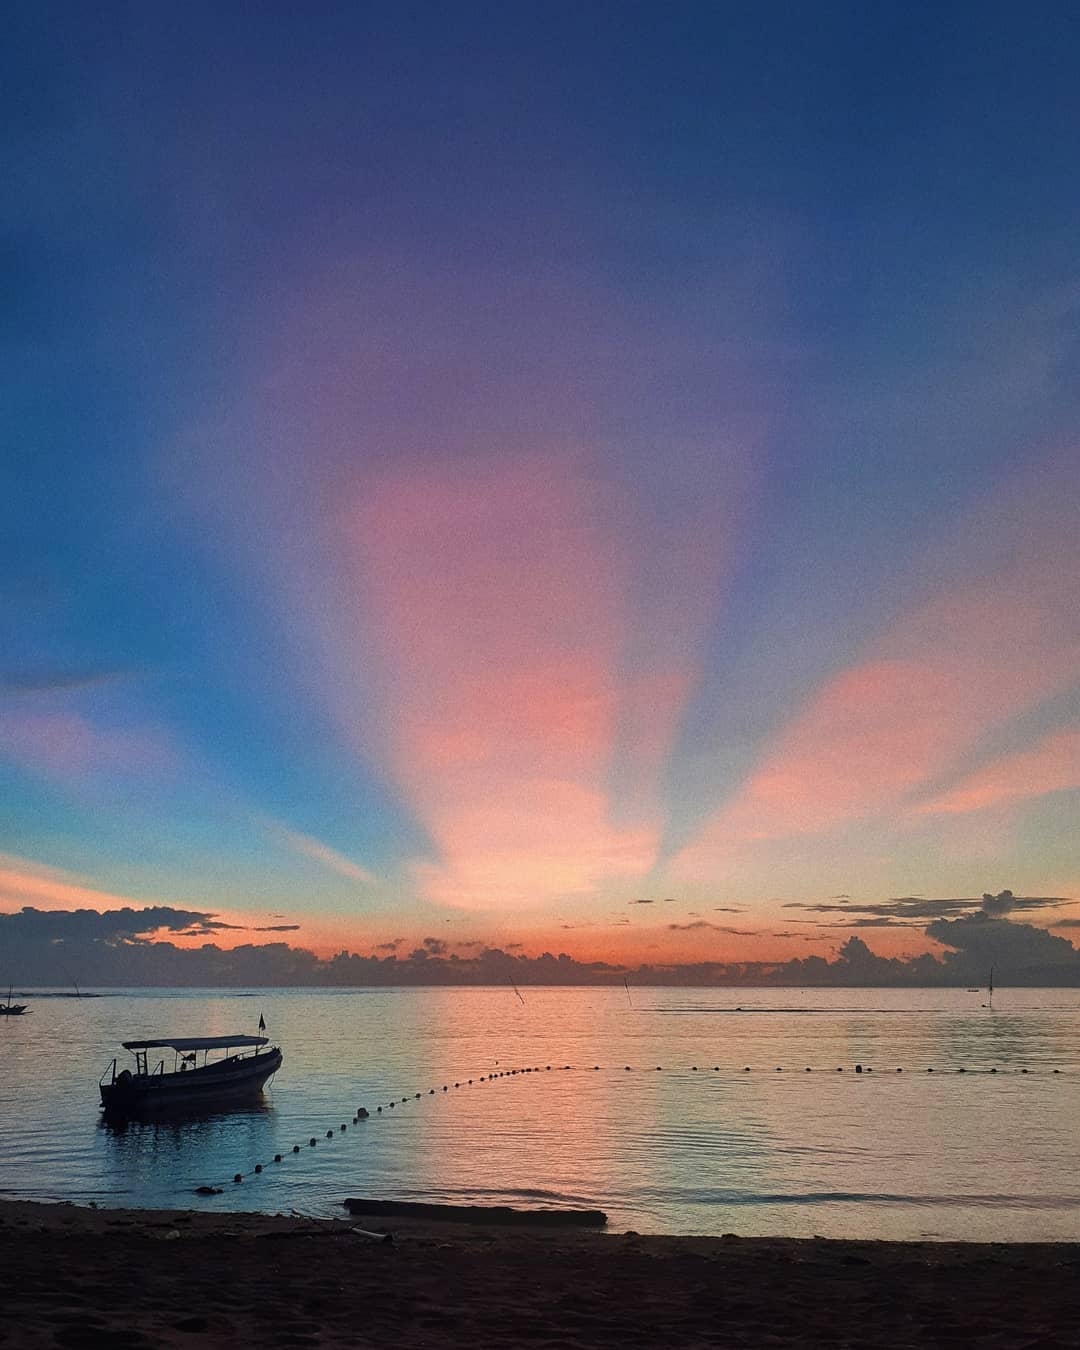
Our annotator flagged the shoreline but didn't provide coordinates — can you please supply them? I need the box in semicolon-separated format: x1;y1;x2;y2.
2;1201;1079;1347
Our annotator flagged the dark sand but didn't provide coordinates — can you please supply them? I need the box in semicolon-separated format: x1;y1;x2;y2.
1;1200;1078;1348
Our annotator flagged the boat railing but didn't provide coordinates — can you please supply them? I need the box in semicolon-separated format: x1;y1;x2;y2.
100;1058;117;1087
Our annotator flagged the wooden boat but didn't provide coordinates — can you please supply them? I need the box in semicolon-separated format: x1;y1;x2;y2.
0;987;28;1016
100;1035;282;1114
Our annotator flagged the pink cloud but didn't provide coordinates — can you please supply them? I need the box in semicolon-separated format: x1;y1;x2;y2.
0;712;178;786
916;728;1080;816
345;455;713;907
270;824;378;885
673;453;1080;878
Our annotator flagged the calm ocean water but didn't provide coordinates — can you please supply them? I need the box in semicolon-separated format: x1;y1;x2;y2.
1;986;1078;1240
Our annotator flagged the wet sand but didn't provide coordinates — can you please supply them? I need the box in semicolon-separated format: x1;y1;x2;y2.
1;1199;1078;1348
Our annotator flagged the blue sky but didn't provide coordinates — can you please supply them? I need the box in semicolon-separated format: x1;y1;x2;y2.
2;2;1078;962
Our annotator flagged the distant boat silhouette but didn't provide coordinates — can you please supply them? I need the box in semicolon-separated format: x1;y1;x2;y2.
0;986;28;1016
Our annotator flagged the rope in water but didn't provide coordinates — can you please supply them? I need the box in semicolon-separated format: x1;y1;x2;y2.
196;1061;1067;1194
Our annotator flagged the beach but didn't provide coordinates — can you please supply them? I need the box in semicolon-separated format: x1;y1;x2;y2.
2;1200;1078;1349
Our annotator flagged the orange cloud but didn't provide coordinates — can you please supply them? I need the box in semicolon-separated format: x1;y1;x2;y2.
0;853;160;912
916;728;1080;816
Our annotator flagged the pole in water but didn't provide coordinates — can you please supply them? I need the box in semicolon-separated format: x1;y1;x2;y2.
623;976;633;1008
509;976;525;1005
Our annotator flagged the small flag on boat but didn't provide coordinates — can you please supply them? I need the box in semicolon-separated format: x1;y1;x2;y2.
258;1013;266;1031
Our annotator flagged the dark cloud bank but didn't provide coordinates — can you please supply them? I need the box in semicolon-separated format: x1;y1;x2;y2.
4;892;1080;988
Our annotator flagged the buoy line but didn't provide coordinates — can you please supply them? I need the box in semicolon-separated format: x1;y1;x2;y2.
192;1061;1066;1194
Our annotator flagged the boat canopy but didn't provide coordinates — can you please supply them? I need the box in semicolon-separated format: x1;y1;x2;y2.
121;1035;268;1051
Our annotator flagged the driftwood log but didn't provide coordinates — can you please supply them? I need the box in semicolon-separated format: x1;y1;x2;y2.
343;1198;607;1227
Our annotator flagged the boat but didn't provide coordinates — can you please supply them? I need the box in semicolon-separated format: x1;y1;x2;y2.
0;987;28;1016
99;1034;282;1114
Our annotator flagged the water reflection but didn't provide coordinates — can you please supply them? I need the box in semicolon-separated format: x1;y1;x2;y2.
2;986;1078;1237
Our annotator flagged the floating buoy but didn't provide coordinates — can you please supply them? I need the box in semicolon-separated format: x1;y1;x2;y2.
468;1079;473;1084
776;1067;782;1072
454;1082;460;1087
402;1097;408;1103
293;1145;300;1153
389;1101;395;1107
254;1164;263;1173
358;1108;369;1118
1053;1069;1060;1074
327;1130;334;1137
744;1067;750;1072
806;1068;812;1073
546;1065;551;1071
990;1068;997;1074
625;1066;631;1071
957;1068;966;1074
866;1067;873;1073
837;1067;843;1072
415;1093;421;1099
377;1106;382;1112
341;1123;348;1130
927;1068;934;1073
656;1066;662;1071
442;1085;447;1091
896;1069;902;1074
594;1066;599;1071
310;1138;317;1145
713;1067;719;1071
274;1154;282;1163
692;1066;697;1071
1021;1068;1028;1074
234;1174;243;1183
855;1065;863;1074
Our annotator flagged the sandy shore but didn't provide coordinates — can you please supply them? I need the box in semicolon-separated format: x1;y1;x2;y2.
2;1200;1079;1348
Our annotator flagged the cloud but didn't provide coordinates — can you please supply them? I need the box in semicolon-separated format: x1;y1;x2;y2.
926;910;1080;972
3;904;1079;987
0;712;178;785
667;920;757;935
915;728;1080;816
783;890;1067;922
0;853;163;912
628;898;655;904
672;455;1080;876
253;924;301;932
271;825;377;885
348;455;670;909
0;905;244;942
0;668;135;693
712;906;746;913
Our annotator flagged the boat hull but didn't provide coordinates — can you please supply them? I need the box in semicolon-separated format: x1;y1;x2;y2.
100;1047;282;1114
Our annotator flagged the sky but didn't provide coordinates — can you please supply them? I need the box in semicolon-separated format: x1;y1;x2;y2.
2;2;1078;976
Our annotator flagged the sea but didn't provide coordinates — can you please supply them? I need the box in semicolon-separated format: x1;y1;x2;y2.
1;986;1078;1241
